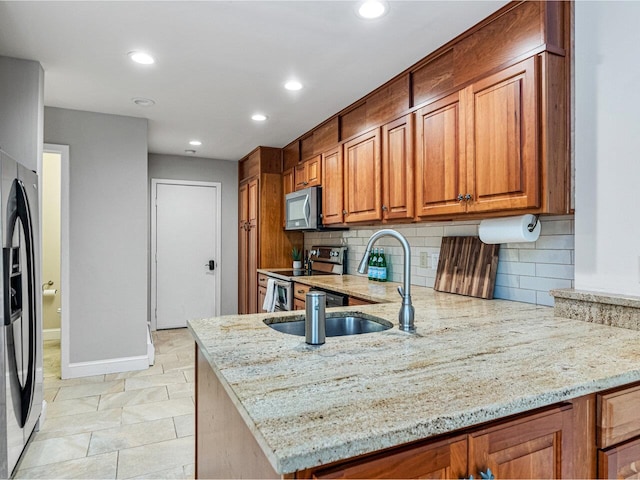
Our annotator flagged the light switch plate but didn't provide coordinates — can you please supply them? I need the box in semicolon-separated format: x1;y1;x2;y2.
420;252;429;268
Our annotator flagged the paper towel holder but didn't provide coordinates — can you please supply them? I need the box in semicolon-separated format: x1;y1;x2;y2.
527;215;539;233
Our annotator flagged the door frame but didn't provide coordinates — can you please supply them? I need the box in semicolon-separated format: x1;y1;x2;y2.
150;178;222;331
42;144;70;378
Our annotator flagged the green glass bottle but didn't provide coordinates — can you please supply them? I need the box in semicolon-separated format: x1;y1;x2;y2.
367;248;376;281
378;248;387;282
369;248;378;282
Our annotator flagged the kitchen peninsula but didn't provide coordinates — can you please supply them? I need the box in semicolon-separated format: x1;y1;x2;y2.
189;276;640;478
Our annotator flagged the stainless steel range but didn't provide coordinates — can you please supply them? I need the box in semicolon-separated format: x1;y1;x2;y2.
263;246;347;311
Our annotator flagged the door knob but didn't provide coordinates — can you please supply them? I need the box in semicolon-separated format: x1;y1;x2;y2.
205;260;216;271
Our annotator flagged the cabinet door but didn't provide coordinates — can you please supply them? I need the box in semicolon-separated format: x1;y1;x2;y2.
466;56;539;213
468;405;573;479
294;163;307;190
293;298;306;311
415;91;466;217
343;128;382;223
247;179;259;314
257;286;267;313
312;435;467;479
382;114;414;221
321;146;344;225
599;437;640;479
238;183;249;314
306;155;322;187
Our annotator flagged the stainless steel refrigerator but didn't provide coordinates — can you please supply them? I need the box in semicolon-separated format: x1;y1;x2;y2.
0;149;42;478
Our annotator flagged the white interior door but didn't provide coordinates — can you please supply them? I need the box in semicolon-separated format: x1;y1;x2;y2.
153;180;221;329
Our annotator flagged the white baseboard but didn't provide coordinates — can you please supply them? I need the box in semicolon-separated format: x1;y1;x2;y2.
43;328;61;341
64;355;150;379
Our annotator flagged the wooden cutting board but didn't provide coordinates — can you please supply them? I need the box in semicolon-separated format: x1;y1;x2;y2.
434;236;500;299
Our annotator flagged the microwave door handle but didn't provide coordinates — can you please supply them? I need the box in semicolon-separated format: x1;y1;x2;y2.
304;196;310;225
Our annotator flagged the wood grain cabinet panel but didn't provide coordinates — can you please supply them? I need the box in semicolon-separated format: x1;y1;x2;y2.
465;56;539;213
293;298;306;311
238;182;250;314
311;435;468;479
343;128;382;223
468;405;573;479
381;114;414;221
416;91;466;217
294;283;312;301
295;155;322;190
599;437;640;479
257;286;267;313
321;146;344;225
282;168;295;227
598;384;640;449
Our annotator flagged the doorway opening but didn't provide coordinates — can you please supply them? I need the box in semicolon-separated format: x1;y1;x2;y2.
42;144;70;379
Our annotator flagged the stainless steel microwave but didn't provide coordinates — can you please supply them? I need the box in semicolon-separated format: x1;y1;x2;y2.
285;186;321;230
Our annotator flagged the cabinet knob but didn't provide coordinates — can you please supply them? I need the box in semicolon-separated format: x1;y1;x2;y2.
464;193;473;201
381;205;388;211
304;181;309;186
457;194;464;202
342;210;347;215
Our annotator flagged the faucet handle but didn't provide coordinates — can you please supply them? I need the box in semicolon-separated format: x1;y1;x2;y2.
397;286;405;298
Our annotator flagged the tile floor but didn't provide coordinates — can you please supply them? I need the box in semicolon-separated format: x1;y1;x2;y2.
14;329;195;479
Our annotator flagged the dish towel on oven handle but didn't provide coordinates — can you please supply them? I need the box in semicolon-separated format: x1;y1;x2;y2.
263;278;277;313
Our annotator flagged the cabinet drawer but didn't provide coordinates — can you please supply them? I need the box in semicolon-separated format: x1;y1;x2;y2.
348;296;376;306
294;283;312;301
598;436;640;478
257;274;269;288
598;384;640;448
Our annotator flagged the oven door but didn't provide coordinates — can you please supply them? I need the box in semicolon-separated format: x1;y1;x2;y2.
274;280;293;311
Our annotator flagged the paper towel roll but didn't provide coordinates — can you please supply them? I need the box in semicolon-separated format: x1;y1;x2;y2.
43;289;57;297
478;214;541;244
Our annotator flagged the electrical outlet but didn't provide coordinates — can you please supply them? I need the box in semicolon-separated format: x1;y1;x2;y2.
431;253;440;269
420;252;429;268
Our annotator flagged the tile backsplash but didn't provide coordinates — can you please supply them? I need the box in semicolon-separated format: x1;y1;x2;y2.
304;215;574;307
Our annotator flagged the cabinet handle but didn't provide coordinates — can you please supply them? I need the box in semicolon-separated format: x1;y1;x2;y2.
457;194;464;202
342;210;348;215
297;289;305;294
381;205;388;211
304;181;309;186
464;193;473;201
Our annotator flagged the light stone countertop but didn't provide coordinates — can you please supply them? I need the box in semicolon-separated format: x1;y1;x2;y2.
188;275;640;474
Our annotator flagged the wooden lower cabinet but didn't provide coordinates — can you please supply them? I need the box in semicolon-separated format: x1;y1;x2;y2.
468;405;573;479
597;383;640;478
599;437;640;479
300;405;575;479
348;296;376;306
258;286;267;313
310;435;467;479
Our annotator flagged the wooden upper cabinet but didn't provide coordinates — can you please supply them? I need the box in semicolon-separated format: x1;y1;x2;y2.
468;404;573;479
343;128;382;223
381;114;414;221
465;56;539;213
294;155;322;190
416;91;466;217
321;146;344;225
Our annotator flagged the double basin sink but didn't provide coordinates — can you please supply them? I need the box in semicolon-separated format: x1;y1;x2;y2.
264;312;392;337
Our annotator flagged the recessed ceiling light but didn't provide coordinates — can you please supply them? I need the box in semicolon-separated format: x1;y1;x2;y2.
284;80;303;91
251;113;268;121
132;97;155;107
189;140;202;146
128;51;155;65
185;149;197;155
357;0;387;19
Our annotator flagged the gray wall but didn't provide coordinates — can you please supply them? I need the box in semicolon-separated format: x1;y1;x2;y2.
149;153;238;315
0;55;43;171
45;107;148;363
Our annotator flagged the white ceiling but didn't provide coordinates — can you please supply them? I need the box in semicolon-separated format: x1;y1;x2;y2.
0;1;507;161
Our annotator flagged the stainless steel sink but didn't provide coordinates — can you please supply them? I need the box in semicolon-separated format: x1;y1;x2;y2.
264;312;392;337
